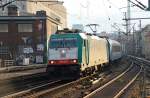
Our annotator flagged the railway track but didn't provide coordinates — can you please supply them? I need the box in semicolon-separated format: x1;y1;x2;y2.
3;61;130;98
130;55;150;98
3;80;68;98
84;63;141;98
0;72;57;97
1;58;130;98
1;69;111;98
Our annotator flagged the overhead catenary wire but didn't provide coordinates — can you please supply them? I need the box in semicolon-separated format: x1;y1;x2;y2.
128;0;145;10
0;0;64;9
102;0;111;21
106;0;124;13
135;0;146;8
105;0;126;23
67;0;103;26
80;0;90;19
101;0;126;33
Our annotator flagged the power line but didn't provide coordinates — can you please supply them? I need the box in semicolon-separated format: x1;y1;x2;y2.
107;0;123;13
0;0;63;9
17;0;63;3
128;0;146;10
102;0;111;21
123;17;150;20
135;0;146;8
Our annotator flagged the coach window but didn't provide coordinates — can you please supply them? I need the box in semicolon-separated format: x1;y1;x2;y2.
112;46;120;52
18;24;33;32
0;24;8;32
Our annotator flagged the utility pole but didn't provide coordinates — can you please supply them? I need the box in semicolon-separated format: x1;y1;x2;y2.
147;0;150;11
0;0;2;11
125;12;128;36
0;0;2;6
127;0;131;35
138;20;142;56
124;0;131;55
132;24;135;55
139;20;141;29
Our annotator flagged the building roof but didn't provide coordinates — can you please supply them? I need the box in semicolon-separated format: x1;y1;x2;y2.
0;15;61;25
0;16;46;20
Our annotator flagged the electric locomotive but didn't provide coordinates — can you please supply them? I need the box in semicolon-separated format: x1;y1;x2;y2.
47;29;122;78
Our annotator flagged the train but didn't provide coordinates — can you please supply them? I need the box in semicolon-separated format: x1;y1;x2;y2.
46;29;122;78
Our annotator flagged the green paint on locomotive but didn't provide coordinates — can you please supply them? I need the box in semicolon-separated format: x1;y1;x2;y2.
49;33;109;72
49;33;84;64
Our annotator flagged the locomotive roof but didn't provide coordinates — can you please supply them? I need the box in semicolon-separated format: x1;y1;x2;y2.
79;33;102;40
79;33;87;39
91;35;100;40
108;39;120;46
51;32;106;41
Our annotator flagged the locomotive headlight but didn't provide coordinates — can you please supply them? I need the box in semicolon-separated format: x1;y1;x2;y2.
51;61;54;64
73;60;77;63
62;50;66;54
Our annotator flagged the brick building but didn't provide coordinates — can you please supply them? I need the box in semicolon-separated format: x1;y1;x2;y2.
0;0;67;65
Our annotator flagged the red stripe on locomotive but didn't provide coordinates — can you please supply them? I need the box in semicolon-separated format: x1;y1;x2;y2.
48;59;78;65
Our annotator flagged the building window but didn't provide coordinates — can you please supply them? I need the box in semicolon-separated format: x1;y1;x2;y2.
0;24;8;32
18;24;33;32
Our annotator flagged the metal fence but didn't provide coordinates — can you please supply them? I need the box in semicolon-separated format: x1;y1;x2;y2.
0;59;2;67
0;59;14;68
4;60;14;67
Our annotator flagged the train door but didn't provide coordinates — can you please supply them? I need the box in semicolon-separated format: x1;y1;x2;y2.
85;39;89;65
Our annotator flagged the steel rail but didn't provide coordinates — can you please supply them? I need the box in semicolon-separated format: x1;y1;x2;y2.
2;80;61;98
23;72;103;98
3;61;132;98
113;66;142;98
84;63;134;98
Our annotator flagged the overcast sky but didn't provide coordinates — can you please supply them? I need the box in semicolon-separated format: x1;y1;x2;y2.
62;0;150;33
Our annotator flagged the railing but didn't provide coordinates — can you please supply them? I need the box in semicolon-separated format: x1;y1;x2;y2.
4;60;14;67
0;59;2;67
0;59;14;67
0;59;14;68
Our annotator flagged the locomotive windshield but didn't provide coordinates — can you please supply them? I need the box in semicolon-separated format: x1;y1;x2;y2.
50;38;77;48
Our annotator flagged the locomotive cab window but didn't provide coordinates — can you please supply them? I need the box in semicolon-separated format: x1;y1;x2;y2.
64;38;77;48
50;38;77;48
50;38;63;48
